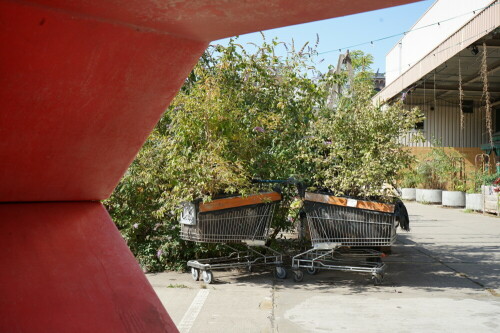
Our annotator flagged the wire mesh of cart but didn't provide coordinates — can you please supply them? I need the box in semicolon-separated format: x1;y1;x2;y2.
180;191;287;284
292;192;398;285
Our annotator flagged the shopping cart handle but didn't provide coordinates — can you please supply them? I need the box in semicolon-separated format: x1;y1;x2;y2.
252;178;306;198
252;178;299;184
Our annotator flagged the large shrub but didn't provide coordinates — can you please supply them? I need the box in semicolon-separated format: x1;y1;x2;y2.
105;37;325;271
415;147;466;191
298;51;423;200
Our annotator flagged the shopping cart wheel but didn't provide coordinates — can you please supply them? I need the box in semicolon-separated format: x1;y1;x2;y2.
202;270;214;284
191;268;200;281
274;266;287;279
372;274;384;285
293;270;304;282
306;266;318;275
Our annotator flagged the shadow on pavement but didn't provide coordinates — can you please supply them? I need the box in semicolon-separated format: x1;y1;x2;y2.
201;233;500;294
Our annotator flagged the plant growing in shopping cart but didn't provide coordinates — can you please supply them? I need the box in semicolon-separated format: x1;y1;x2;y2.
289;52;420;284
298;51;423;201
106;36;325;272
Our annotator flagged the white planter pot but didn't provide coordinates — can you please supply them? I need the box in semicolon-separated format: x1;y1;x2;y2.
482;185;499;214
401;188;416;200
416;189;442;204
482;185;495;195
465;193;483;211
442;191;465;207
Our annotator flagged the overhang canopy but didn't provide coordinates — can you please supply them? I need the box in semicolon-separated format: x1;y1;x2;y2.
374;1;500;104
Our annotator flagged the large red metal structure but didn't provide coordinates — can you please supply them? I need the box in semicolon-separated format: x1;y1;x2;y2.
0;0;418;331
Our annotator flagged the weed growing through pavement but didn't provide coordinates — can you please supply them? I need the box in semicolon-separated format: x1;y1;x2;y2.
167;284;189;289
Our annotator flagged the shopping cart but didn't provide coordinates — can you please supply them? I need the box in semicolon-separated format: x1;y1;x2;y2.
292;192;398;284
180;190;285;284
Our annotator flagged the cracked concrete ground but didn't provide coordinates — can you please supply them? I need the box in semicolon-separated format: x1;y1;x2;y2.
147;202;500;332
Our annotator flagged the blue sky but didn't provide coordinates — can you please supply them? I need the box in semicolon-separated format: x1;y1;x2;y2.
214;0;434;75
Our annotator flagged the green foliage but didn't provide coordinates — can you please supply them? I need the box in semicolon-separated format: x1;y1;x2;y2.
105;36;324;271
157;38;323;202
482;172;500;186
167;284;189;289
416;148;466;191
399;168;419;188
416;159;444;190
465;171;480;193
298;52;424;200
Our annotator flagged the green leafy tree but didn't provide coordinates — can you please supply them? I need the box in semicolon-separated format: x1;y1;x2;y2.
298;51;424;200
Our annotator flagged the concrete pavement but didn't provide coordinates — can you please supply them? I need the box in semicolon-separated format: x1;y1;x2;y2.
147;202;500;332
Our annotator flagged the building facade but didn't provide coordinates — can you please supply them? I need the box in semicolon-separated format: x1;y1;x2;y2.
375;0;500;170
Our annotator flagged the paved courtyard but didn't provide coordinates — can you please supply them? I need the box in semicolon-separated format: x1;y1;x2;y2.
147;202;500;332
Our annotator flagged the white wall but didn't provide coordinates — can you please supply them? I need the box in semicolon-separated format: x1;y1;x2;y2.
400;100;487;148
386;0;492;84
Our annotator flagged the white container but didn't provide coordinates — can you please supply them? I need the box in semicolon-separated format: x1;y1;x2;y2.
401;188;416;200
465;193;483;211
482;186;498;214
416;189;442;204
442;191;465;207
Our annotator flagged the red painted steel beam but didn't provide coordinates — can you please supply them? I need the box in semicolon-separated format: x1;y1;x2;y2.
25;0;420;41
0;202;177;333
0;0;208;202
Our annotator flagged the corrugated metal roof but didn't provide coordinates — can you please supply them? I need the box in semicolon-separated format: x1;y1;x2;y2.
374;0;500;103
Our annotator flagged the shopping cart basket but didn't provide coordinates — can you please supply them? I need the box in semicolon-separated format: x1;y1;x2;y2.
292;192;398;284
180;191;286;284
